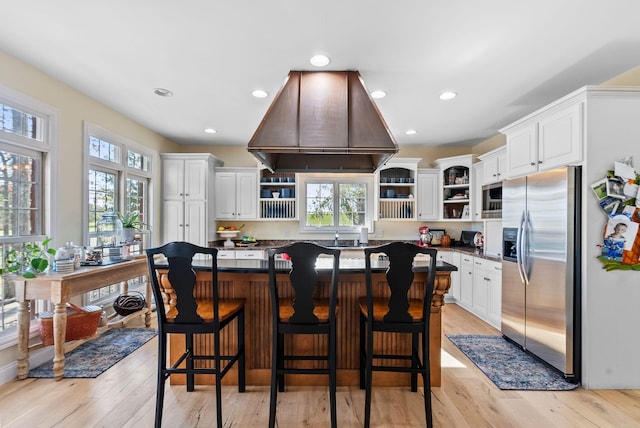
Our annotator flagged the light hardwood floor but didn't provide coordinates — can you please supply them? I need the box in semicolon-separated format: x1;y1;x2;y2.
1;304;639;427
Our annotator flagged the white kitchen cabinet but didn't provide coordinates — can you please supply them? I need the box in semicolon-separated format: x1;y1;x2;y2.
478;146;507;185
215;168;258;220
458;254;474;309
416;169;438;221
376;158;420;220
162;157;210;201
501;96;582;179
433;154;473;221
471;257;502;329
161;153;221;247
471;162;483;221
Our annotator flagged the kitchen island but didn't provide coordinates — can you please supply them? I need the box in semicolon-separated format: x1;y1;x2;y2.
158;257;455;387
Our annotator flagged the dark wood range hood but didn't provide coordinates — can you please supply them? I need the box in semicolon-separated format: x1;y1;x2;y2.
247;71;398;173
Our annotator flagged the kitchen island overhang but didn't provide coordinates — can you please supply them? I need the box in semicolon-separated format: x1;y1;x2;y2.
154;257;456;387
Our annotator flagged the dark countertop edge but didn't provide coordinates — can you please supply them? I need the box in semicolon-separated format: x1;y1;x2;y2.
210;241;501;263
211;259;457;274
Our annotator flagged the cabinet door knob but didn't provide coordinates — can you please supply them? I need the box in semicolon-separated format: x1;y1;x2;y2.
530;162;536;166
537;160;542;164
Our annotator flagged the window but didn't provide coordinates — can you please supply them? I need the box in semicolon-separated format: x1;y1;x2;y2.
300;174;373;233
84;124;153;305
0;91;57;339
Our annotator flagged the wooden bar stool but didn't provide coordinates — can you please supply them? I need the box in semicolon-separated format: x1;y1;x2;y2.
359;242;438;428
267;242;341;428
146;242;246;428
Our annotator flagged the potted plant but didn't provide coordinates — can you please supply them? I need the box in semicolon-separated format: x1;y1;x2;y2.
117;211;148;242
0;237;57;278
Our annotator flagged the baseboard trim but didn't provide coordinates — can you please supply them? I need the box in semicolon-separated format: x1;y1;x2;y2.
0;346;54;385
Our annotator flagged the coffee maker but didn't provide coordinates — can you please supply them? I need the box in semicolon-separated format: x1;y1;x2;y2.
418;226;432;247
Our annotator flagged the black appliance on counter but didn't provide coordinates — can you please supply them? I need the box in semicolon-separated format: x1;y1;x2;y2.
458;230;481;247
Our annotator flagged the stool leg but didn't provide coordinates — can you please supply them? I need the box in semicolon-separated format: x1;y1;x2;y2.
278;333;285;392
238;310;246;393
422;330;433;428
186;333;195;392
329;324;337;428
364;318;373;428
411;332;418;392
269;328;279;428
359;312;366;389
155;332;167;428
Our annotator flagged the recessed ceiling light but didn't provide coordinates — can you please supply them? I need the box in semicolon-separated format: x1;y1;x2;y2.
153;88;173;97
405;130;417;135
439;91;457;101
252;89;268;98
309;54;331;67
204;128;217;134
371;90;387;99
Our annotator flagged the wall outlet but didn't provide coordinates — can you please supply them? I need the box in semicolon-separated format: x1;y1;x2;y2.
374;230;383;238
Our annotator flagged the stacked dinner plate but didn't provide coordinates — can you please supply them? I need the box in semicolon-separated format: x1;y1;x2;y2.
54;259;75;274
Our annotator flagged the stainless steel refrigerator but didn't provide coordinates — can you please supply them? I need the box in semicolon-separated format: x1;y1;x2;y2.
501;166;581;380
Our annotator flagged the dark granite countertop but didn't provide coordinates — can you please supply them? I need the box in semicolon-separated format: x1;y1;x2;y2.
210;240;501;263
211;258;457;274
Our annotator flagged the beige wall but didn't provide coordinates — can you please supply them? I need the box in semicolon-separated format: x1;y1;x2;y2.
0;49;180;246
0;50;180;369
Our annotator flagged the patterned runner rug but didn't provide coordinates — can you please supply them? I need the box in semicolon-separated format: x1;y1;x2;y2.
28;328;157;378
446;334;579;390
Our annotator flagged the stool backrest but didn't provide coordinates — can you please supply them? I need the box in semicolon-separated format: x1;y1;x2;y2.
364;242;437;323
147;241;219;325
268;242;340;324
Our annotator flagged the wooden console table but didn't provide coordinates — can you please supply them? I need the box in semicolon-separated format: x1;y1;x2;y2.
13;256;150;380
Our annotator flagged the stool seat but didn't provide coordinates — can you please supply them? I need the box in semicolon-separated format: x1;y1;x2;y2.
278;298;338;323
358;297;423;322
166;298;246;323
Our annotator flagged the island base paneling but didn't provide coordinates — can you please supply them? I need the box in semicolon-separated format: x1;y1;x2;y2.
164;270;451;387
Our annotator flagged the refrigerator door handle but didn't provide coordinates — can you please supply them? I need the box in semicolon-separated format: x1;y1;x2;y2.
521;210;531;284
516;211;527;284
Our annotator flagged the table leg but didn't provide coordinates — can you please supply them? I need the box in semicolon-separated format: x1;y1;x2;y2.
52;302;67;380
144;276;152;327
17;301;31;380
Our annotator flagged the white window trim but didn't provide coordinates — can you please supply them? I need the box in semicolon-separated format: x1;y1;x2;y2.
82;122;154;245
297;173;375;234
0;83;59;345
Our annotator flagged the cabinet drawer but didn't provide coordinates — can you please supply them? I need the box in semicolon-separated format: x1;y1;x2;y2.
217;250;236;259
235;250;265;260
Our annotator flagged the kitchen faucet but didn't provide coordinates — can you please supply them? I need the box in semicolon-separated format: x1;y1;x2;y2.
334;231;339;246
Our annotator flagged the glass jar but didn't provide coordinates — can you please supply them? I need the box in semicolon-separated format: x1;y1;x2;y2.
97;211;124;248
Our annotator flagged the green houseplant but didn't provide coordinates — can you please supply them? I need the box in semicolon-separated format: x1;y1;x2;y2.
118;211;148;242
0;237;57;278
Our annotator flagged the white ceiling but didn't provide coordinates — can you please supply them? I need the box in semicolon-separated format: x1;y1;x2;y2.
2;1;640;148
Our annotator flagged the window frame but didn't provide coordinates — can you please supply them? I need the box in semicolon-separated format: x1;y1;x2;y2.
298;173;374;234
82;123;154;307
82;122;153;247
0;84;59;345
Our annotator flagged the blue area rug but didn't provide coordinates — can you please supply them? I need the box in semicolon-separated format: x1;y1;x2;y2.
28;328;157;378
446;334;579;390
